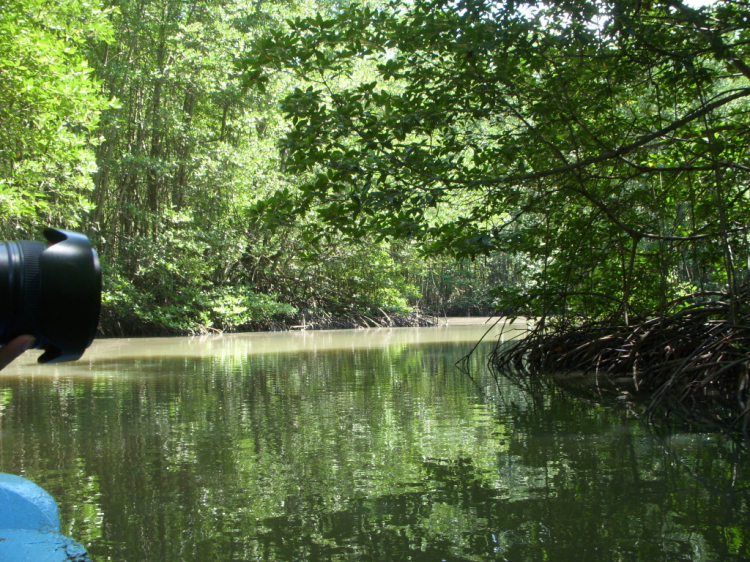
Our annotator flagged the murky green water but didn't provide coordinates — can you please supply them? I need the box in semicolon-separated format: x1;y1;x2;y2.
0;322;748;561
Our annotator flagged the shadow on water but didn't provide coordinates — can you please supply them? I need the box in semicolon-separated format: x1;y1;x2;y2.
0;325;748;561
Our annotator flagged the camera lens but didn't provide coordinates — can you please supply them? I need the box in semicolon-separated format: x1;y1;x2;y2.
0;228;101;363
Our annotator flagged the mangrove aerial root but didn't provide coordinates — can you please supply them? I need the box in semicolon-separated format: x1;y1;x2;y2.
489;299;750;437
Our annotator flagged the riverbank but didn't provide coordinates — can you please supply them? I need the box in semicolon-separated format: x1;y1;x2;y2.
96;307;442;338
96;302;511;338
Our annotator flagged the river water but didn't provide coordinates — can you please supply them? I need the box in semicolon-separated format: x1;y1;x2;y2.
0;321;748;561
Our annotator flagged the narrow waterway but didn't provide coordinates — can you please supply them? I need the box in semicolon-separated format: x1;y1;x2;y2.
0;320;748;561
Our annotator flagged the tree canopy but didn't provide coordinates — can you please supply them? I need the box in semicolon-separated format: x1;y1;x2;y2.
6;0;750;336
0;0;115;232
3;0;482;334
244;0;750;321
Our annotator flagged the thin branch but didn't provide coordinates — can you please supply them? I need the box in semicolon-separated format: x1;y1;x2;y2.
465;88;750;188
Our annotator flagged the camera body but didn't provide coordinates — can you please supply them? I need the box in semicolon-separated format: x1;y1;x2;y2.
0;228;101;363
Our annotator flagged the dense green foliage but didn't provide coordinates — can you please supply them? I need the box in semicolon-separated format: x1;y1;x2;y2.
0;0;114;232
6;0;750;334
2;0;493;335
244;0;750;323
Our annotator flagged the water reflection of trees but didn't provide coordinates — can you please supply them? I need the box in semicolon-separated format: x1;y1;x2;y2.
244;446;749;562
0;341;748;561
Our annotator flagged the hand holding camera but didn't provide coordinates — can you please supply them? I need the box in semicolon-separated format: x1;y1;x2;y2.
0;335;35;370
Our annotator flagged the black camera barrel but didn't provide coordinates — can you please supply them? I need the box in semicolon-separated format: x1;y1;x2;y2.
0;228;101;363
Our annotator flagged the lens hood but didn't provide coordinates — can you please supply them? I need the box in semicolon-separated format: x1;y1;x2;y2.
36;228;102;363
